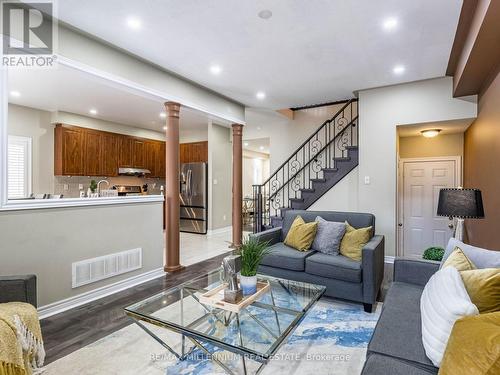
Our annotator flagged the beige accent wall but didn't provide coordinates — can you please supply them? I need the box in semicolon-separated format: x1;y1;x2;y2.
207;123;232;230
399;133;464;159
464;67;500;250
0;202;164;306
242;150;270;199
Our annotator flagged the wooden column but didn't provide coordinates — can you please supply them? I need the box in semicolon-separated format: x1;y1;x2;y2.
164;102;183;273
232;124;244;247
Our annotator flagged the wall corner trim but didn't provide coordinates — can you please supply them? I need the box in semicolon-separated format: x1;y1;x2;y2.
38;267;165;319
384;256;395;264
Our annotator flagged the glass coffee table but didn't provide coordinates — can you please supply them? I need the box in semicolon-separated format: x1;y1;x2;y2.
125;269;325;375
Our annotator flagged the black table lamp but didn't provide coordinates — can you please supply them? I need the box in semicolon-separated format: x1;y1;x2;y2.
437;188;484;241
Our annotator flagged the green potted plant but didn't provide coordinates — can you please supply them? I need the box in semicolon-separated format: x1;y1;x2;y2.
422;246;445;261
238;237;271;295
90;180;98;194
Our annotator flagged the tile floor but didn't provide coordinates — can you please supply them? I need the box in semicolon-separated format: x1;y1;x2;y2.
177;230;251;266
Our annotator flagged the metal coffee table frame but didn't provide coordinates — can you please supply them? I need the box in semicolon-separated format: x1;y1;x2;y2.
125;271;325;375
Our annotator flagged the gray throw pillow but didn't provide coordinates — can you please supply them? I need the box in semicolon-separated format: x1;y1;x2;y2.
311;216;346;255
441;238;500;269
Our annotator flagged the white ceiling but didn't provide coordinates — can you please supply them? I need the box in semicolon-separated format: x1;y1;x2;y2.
54;0;462;109
398;118;475;138
7;65;219;132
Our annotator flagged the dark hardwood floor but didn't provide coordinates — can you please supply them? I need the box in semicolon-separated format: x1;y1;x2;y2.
41;253;394;365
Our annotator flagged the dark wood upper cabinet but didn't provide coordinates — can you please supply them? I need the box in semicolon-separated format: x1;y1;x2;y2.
84;132;102;176
101;133;119;176
55;124;203;178
180;141;208;163
54;125;85;176
158;142;166;178
119;136;134;168
132;139;146;169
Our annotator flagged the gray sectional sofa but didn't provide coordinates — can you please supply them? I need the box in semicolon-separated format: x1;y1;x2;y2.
361;258;440;375
250;210;385;312
0;274;37;307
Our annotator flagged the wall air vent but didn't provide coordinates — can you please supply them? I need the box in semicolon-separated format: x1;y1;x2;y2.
72;248;142;288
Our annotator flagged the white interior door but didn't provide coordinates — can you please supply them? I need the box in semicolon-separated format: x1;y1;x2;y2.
402;159;458;258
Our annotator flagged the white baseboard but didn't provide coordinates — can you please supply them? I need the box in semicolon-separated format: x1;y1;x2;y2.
206;226;232;236
384;256;395;264
38;268;165;320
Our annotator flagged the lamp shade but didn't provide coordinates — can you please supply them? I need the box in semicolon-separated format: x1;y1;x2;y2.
437;188;484;219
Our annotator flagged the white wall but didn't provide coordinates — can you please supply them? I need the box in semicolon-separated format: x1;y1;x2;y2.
242;150;270;198
313;77;476;256
245;103;345;171
207;122;232;230
0;202;164;307
7;104;54;194
54;111;165;141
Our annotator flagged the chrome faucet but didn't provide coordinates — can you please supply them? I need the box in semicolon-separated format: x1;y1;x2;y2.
97;180;110;197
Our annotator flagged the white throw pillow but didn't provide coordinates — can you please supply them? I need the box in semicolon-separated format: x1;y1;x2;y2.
420;266;479;367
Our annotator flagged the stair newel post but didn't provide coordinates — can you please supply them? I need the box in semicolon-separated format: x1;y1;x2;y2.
253;184;263;233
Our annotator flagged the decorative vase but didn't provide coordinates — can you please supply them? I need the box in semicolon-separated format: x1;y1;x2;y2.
239;275;257;295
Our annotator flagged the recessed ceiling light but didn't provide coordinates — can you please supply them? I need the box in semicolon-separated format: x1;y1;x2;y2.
126;16;142;30
210;65;222;75
258;10;273;19
163;126;167;130
159;112;166;118
259;146;265;151
421;129;441;138
382;17;398;31
244;142;249;147
89;108;97;115
10;90;21;97
256;91;266;100
393;65;405;75
257;126;261;131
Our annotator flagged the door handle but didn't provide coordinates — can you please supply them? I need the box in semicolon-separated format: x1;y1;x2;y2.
448;223;454;229
398;223;403;227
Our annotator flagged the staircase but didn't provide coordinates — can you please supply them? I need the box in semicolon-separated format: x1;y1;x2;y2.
252;99;359;232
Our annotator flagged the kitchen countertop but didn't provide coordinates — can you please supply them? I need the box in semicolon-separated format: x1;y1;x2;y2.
0;194;165;212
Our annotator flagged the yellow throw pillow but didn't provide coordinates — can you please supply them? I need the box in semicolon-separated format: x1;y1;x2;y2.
339;222;372;261
439;312;500;375
442;247;476;271
460;268;500;313
284;215;318;251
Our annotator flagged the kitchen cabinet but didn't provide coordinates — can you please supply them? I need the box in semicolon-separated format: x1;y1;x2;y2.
180;141;208;163
84;131;102;176
132;139;147;169
54;125;85;175
119;137;134;168
55;124;201;178
101;133;119;176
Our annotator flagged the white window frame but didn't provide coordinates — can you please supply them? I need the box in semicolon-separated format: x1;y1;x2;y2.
7;135;32;199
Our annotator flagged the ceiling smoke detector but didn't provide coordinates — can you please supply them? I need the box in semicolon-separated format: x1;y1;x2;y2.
258;10;273;20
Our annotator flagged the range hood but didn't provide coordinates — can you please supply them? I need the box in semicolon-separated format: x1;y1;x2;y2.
118;167;151;176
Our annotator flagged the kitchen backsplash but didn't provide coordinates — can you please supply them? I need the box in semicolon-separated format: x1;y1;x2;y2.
54;176;166;198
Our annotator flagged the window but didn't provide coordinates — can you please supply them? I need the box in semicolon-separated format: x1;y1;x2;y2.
8;135;32;199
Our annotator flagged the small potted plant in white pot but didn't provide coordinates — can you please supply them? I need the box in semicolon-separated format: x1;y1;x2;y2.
238;237;271;295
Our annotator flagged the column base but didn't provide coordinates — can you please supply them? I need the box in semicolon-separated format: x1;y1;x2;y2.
164;264;185;273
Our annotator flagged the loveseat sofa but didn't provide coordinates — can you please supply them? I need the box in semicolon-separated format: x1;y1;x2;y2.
250;210;385;312
0;275;37;307
361;259;440;374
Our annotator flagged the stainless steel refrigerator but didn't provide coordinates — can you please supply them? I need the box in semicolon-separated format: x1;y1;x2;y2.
180;162;208;234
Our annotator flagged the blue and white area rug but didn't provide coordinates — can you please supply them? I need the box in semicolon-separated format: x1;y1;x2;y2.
44;299;381;375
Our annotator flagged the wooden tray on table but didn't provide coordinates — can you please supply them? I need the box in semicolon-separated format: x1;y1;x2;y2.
199;280;270;313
